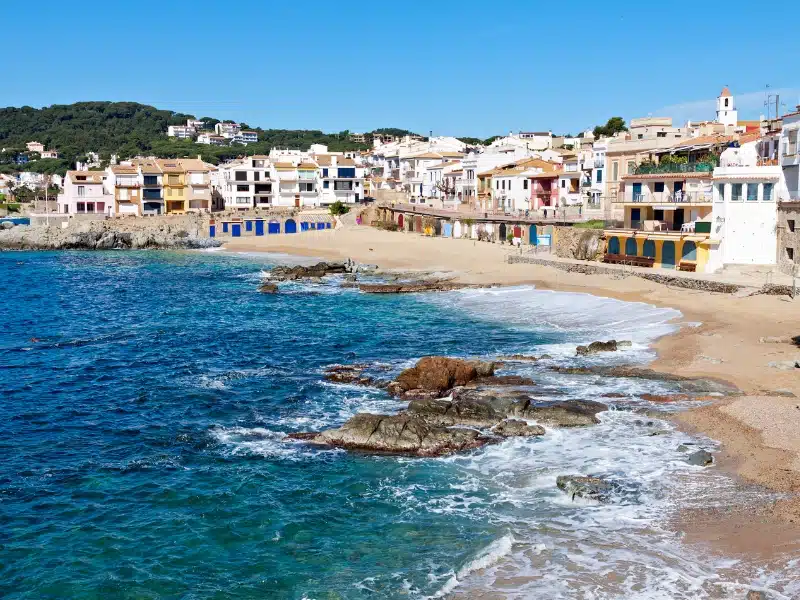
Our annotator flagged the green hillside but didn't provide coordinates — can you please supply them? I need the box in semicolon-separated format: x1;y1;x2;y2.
0;101;402;175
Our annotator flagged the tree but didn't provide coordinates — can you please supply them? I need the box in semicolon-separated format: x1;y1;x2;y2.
592;117;628;139
457;137;483;146
483;135;502;145
329;200;350;216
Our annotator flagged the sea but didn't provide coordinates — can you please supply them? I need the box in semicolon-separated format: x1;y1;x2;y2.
1;250;797;600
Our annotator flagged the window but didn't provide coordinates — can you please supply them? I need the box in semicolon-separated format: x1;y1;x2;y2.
627;161;636;174
654;182;665;193
334;181;353;191
788;220;796;232
235;197;249;205
612;162;618;181
168;175;180;185
724;98;729;107
143;176;158;186
637;134;643;139
167;188;172;197
763;183;773;201
119;188;129;201
77;186;85;197
732;183;743;201
190;173;204;184
254;160;264;168
338;168;356;178
716;183;725;202
787;130;798;155
300;182;314;192
235;171;247;181
596;169;603;183
657;132;667;138
787;247;795;261
523;180;528;190
253;172;260;182
77;202;85;212
508;180;512;190
322;168;328;178
237;185;249;192
561;179;566;188
496;180;499;190
746;183;758;202
323;180;329;189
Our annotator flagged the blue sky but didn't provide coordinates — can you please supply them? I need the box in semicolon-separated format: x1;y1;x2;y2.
3;0;798;138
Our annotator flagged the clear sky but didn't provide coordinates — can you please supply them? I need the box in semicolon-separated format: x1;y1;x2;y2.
3;0;799;138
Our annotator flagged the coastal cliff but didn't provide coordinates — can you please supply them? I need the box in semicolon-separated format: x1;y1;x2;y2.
0;219;219;250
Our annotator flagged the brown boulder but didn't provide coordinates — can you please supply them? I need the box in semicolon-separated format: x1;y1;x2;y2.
576;340;618;356
391;357;495;396
492;419;546;437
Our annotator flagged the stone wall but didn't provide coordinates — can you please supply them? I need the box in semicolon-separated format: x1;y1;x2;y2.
777;203;800;275
553;226;605;261
507;254;746;294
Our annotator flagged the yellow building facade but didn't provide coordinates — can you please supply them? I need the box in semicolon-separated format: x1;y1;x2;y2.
158;160;187;213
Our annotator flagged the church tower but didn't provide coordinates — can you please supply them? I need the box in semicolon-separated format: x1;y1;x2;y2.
715;87;738;128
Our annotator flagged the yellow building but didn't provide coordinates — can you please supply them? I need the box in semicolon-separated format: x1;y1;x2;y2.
158;159;186;213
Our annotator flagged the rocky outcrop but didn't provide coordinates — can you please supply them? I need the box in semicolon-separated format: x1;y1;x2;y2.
359;282;489;293
499;354;553;362
576;340;631;356
549;365;739;395
492;419;545;437
323;364;376;386
288;413;492;457
556;475;621;503
267;262;347;281
0;222;218;250
387;357;496;398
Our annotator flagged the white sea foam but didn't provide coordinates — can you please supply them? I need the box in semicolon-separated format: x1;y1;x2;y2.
428;534;515;598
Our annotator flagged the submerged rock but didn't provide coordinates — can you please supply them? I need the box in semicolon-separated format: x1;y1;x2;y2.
549;365;740;395
492;419;545;437
686;449;713;466
323;364;376;386
289;413;492;457
576;340;620;356
556;475;620;503
524;400;606;427
258;282;279;294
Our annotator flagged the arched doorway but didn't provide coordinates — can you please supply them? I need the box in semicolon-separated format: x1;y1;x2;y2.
268;220;280;234
498;223;507;239
681;241;697;262
625;237;638;256
397;214;404;229
284;219;297;234
608;236;620;254
662;241;676;268
643;240;656;258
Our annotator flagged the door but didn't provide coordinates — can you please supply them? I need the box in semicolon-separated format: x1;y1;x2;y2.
268;221;280;234
673;209;685;231
434;220;442;235
498;223;507;239
673;181;684;202
255;220;265;236
246;220;253;232
643;240;656;258
513;225;522;238
443;223;452;237
625;237;638;256
231;223;241;237
301;222;309;231
294;195;300;208
530;226;538;245
632;182;642;202
662;241;676;268
415;216;423;232
285;219;297;234
682;241;697;262
222;222;229;233
608;236;620;254
397;214;404;229
630;208;641;230
209;225;216;238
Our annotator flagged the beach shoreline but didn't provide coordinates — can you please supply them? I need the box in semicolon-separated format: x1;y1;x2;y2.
222;222;800;556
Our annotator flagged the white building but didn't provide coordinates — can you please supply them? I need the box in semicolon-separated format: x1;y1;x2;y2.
40;149;60;159
167;125;195;139
707;133;786;270
215;122;241;139
57;171;111;216
716;87;738;130
197;133;226;146
218;156;274;210
26;141;45;153
315;154;364;205
781;108;800;200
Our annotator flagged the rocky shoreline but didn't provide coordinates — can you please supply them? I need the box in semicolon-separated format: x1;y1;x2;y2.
0;220;220;250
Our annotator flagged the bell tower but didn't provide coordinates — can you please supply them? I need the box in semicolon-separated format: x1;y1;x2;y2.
715;86;738;128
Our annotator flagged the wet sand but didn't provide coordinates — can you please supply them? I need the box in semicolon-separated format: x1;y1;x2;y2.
223;220;800;556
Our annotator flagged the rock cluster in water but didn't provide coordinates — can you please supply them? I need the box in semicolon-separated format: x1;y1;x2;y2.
290;356;608;457
576;340;632;356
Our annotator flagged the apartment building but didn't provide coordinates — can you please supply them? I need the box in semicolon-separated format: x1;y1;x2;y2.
106;165;142;216
136;159;164;215
315;155;363;205
57;171;110;215
182;158;215;212
158;159;187;213
273;161;319;207
219;156;274;210
215;122;241;139
197;133;226;145
167;125;195;139
778;107;800;274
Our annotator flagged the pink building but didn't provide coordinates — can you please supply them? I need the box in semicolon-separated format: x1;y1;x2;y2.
57;171;112;215
529;172;559;209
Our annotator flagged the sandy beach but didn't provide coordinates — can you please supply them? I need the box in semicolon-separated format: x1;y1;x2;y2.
224;217;800;553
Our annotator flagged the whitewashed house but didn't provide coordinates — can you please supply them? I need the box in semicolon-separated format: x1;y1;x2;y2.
57;171;111;215
218;156;274;210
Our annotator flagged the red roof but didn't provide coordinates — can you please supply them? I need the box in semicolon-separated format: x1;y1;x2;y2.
720;86;732;97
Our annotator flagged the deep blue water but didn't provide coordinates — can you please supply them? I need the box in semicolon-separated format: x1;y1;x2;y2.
2;251;797;600
0;251;567;599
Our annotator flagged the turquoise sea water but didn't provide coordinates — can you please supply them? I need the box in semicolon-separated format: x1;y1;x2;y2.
1;251;797;599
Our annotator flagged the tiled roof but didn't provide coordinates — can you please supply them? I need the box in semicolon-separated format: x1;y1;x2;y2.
110;165;138;174
297;162;318;170
67;170;104;184
720;86;731;97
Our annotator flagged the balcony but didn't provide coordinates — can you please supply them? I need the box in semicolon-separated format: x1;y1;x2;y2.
594;159;604;168
632;161;715;175
616;191;711;205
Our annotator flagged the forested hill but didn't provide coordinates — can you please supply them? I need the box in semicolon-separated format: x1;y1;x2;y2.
0;101;401;174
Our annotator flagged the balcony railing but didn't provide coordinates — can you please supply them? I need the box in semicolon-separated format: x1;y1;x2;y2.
632;161;715;175
618;191;712;204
